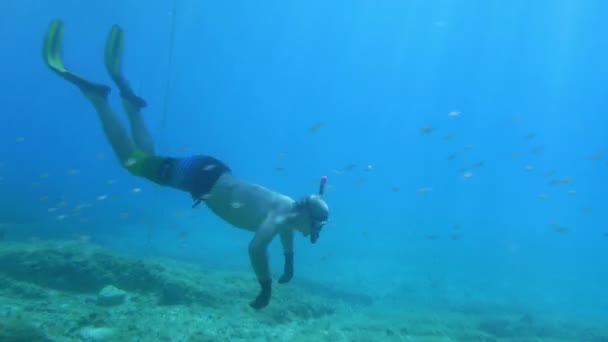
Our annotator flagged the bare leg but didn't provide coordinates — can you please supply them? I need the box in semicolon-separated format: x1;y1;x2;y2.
105;24;155;155
121;98;155;155
43;19;136;165
85;92;136;164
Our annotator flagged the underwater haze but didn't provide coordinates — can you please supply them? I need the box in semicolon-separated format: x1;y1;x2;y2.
1;0;608;341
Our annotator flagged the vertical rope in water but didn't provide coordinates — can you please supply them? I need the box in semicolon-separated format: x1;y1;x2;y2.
146;0;178;250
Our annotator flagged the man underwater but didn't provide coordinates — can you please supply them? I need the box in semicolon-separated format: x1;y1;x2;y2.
42;19;330;309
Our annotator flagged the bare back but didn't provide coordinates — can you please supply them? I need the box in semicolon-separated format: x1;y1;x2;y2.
204;173;295;232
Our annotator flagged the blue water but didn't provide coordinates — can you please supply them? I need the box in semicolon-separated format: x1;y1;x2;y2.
2;0;608;334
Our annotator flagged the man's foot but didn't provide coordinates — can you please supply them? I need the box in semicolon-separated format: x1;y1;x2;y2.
43;19;111;99
249;279;271;309
105;25;146;109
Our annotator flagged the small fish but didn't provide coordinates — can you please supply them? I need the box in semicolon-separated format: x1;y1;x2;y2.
443;133;456;141
200;193;212;201
544;170;557;177
590;152;603;161
447;154;457;161
106;179;117;185
511;116;523;125
124;158;137;167
355;178;367;185
275;167;285;172
39;173;49;179
230;201;243;209
553;227;569;234
548;221;562;229
203;164;217;171
39;195;48;201
548;221;568;233
277;152;288;159
567;190;577;196
132;188;142;193
537;194;549;200
16;137;25;143
120;213;129;219
391;186;401;192
365;164;374;172
447;111;461;118
97;195;108;201
550;177;574;185
512;152;522;158
453;224;461;231
463;171;473;179
463;145;475;151
308;122;324;134
333;170;343;176
526;132;536;140
176;231;189;240
47;207;58;213
450;234;461;241
603;233;608;238
421;126;434;135
524;165;534;172
77;234;91;243
472;161;485;168
531;146;544;155
74;203;92;210
343;164;357;172
581;207;593;214
57;214;67;220
96;153;106;160
417;187;433;194
67;169;80;176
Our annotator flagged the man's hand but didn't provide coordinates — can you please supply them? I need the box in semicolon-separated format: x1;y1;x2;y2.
249;279;272;309
278;252;294;284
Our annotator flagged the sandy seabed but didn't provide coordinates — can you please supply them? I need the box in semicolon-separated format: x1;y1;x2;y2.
0;241;606;342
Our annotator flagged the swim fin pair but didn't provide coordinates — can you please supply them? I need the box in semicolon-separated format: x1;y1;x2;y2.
43;19;146;109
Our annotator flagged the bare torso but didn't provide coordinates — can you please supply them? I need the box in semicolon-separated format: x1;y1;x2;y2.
204;173;296;232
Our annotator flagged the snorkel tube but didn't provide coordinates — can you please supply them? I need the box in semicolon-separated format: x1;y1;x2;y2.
310;176;328;244
319;175;327;196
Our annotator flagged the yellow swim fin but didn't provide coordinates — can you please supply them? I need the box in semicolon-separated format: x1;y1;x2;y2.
105;25;146;108
105;25;125;84
42;19;110;98
43;19;68;73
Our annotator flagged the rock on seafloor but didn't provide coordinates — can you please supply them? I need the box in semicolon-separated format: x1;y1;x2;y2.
79;326;115;341
97;285;127;306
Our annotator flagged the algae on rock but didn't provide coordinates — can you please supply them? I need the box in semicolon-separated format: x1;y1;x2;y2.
0;317;47;342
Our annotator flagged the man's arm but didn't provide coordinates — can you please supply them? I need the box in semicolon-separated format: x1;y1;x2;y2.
278;229;294;283
248;216;278;309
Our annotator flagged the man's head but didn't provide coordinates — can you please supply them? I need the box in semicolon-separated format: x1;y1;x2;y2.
294;194;329;243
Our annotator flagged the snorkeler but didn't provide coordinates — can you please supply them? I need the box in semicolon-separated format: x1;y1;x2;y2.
42;19;329;309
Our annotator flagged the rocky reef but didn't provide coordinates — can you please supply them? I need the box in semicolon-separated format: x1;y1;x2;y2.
0;240;606;341
0;241;351;341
